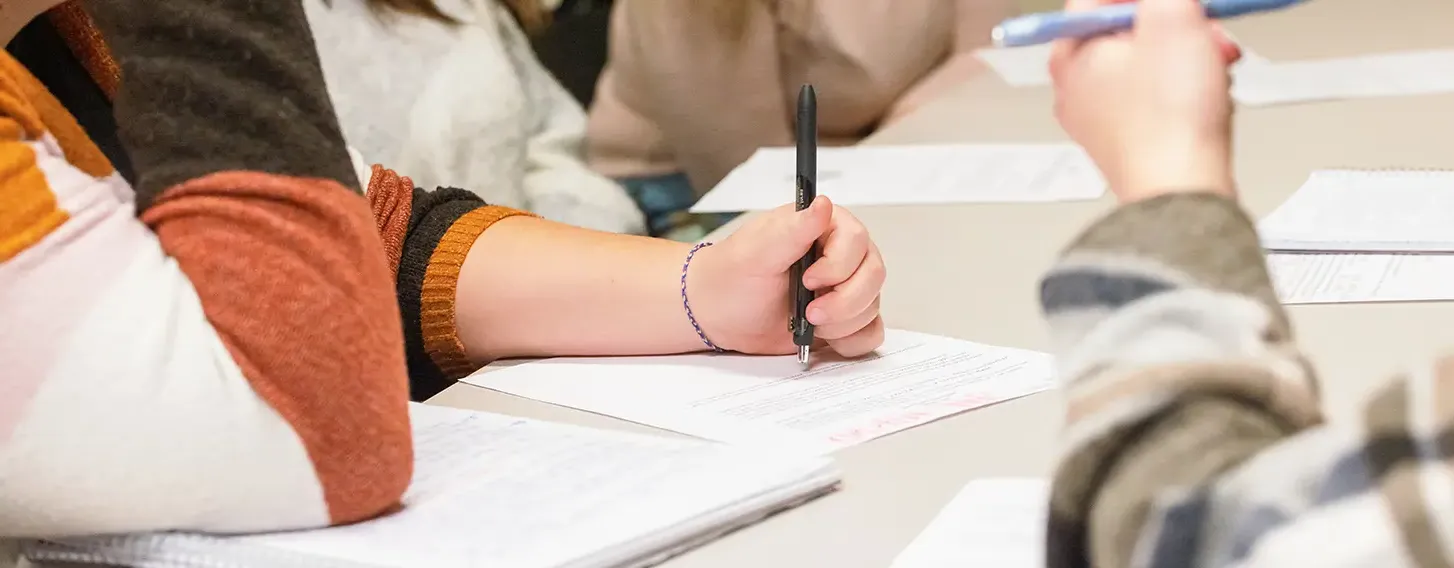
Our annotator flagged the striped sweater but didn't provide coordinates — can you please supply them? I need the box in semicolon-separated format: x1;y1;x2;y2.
2;0;527;541
1041;193;1450;567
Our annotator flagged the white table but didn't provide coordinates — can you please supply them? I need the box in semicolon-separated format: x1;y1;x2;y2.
430;1;1454;565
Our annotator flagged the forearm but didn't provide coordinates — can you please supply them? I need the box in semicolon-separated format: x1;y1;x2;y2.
1040;193;1322;568
368;166;702;398
456;216;703;361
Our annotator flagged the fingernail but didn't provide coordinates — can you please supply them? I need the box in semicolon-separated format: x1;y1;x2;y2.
807;308;824;324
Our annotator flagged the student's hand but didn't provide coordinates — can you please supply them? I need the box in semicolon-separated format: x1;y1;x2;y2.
1049;0;1241;203
691;196;886;358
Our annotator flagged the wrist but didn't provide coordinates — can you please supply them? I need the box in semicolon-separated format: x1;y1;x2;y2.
1118;140;1235;203
681;242;734;353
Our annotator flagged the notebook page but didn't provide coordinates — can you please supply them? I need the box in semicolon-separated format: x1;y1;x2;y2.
690;144;1105;213
33;406;838;568
1259;170;1454;253
890;478;1048;568
464;330;1055;455
1268;253;1454;304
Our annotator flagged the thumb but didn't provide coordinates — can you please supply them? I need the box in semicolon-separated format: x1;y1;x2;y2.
744;195;833;271
1136;0;1210;37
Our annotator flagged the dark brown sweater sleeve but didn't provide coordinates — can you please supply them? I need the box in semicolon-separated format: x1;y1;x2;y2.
86;0;360;205
366;166;536;401
83;0;412;525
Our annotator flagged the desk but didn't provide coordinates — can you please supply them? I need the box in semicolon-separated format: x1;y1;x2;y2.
429;0;1454;565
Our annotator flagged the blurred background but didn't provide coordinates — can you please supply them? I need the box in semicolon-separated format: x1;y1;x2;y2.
534;0;1060;107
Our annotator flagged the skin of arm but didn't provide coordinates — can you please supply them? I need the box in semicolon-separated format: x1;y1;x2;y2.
454;216;702;361
453;194;883;364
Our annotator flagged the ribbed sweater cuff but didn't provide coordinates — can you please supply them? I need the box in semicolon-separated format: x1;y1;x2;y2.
419;206;536;379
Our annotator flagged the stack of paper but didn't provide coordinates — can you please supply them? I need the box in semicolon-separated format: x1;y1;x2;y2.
890;478;1049;568
463;330;1056;454
25;404;840;568
1261;170;1454;304
690;144;1106;213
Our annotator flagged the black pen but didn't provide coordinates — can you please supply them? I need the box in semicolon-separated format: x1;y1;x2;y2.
791;84;819;368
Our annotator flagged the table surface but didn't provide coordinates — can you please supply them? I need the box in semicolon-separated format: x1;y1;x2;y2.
429;1;1454;566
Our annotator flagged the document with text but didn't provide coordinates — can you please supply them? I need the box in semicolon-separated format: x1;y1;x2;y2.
1234;49;1454;106
463;331;1055;454
690;144;1105;213
890;478;1048;568
27;405;840;568
1260;170;1454;253
1268;252;1454;304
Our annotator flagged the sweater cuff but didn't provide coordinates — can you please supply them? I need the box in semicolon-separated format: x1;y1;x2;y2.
1052;192;1283;319
418;206;536;380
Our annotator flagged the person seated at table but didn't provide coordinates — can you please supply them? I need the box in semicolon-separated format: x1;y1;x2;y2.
2;0;885;546
1039;0;1452;566
303;0;646;235
585;0;1018;242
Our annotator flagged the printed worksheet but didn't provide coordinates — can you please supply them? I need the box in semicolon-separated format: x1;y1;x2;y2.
690;144;1105;213
1259;170;1454;253
463;331;1055;454
1268;253;1454;304
890;478;1049;568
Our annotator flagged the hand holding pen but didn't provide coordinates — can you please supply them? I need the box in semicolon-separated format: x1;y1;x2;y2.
674;83;885;363
1048;0;1240;204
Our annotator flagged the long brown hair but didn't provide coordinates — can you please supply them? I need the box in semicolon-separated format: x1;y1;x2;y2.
362;0;549;34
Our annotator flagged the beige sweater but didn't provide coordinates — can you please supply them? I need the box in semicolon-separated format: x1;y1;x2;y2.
585;0;1018;194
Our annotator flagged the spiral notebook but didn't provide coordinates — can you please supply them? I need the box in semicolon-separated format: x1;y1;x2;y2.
23;404;840;568
1260;170;1454;253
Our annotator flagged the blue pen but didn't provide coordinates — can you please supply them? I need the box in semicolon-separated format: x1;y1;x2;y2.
992;0;1309;48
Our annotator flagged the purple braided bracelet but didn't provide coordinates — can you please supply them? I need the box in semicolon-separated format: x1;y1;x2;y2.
681;241;725;352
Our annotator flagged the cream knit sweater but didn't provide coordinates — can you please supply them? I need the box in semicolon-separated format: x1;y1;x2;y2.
304;0;645;234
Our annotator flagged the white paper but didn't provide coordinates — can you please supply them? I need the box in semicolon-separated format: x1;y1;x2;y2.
33;405;839;568
1258;170;1454;253
463;331;1055;454
1268;252;1454;304
974;44;1055;87
974;43;1268;89
976;43;1454;107
890;478;1049;568
690;144;1105;213
1233;49;1454;107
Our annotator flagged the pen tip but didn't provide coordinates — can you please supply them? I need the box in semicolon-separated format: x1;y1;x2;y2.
797;345;810;366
